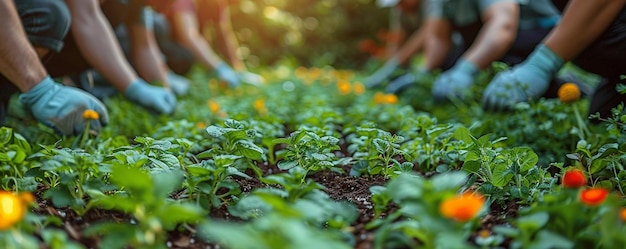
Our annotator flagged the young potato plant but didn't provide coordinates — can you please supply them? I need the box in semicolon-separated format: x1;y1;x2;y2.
272;129;345;182
346;123;412;177
86;165;204;249
0;127;36;192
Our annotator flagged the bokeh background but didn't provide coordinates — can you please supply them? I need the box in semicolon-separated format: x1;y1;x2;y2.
214;0;392;69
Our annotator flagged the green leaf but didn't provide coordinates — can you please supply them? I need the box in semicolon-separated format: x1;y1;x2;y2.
453;125;473;144
151;170;183;198
516;211;549;232
528;230;574;249
511;147;538;172
110;165;152;196
491;160;513;188
13;133;31;153
462;159;481;174
431;171;468;191
277;160;299;170
235;140;264;160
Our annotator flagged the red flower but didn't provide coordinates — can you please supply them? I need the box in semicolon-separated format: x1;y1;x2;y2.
579;188;609;206
562;169;587;188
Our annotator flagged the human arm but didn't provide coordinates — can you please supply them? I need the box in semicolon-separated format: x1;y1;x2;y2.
482;0;626;111
127;9;171;88
1;1;108;134
0;1;47;92
214;0;246;71
63;0;138;92
394;25;426;65
64;0;176;114
422;18;453;71
170;10;240;86
461;1;518;69
543;0;626;61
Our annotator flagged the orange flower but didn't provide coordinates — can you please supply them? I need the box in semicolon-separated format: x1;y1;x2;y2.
579;188;609;206
353;82;365;95
82;109;99;120
439;192;485;222
196;122;207;129
620;208;626;222
207;100;220;114
558;83;581;103
0;191;33;230
337;80;352;95
562;168;587;188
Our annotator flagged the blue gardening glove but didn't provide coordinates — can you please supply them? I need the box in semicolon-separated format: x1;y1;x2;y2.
364;58;399;88
238;71;265;86
385;67;430;94
124;79;177;114
432;58;479;102
482;44;564;111
167;71;190;96
215;63;240;88
19;76;109;135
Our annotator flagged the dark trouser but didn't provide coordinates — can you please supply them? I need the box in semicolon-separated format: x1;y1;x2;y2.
153;13;194;75
573;7;626;119
0;0;71;124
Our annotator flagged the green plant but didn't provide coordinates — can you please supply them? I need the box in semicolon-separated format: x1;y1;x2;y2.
347;123;411;177
86;165;204;249
273;129;344;182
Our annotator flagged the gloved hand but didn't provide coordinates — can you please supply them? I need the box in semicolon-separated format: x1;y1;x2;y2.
364;58;399;88
482;44;564;111
238;71;265;86
167;71;190;96
385;67;430;94
124;79;177;114
215;63;240;88
19;76;109;135
431;58;478;102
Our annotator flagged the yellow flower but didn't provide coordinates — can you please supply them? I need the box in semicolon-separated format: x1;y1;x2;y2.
337;80;352;95
207;100;220;113
253;97;267;115
558;83;581;103
0;191;33;230
439;192;485;222
82;109;99;120
373;92;398;104
196;122;207;129
385;94;398;104
374;92;386;104
353;82;365;95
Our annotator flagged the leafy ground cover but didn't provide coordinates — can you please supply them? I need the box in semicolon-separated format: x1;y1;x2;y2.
1;64;626;249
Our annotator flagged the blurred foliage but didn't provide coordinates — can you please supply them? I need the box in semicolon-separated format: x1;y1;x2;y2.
229;0;390;68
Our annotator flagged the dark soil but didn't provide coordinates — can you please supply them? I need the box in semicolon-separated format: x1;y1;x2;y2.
32;165;517;249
